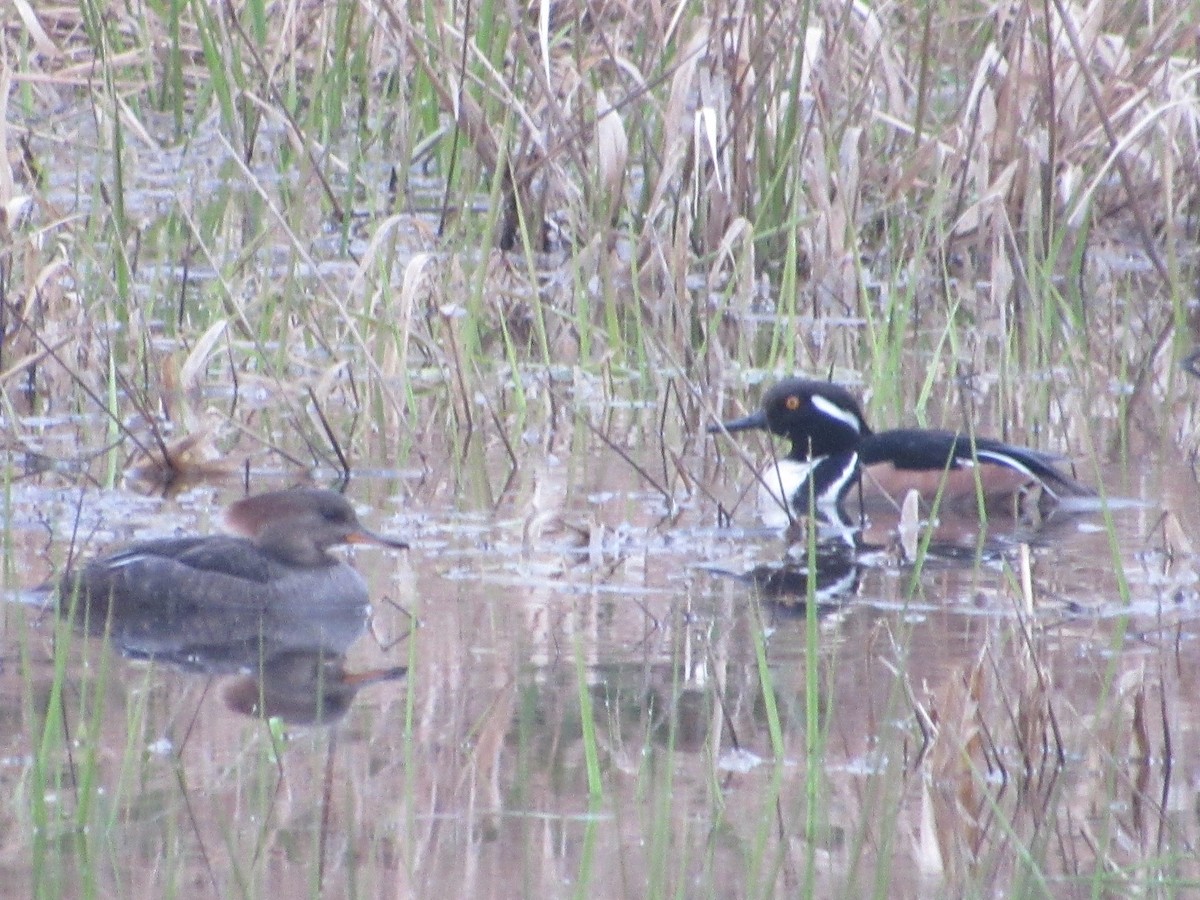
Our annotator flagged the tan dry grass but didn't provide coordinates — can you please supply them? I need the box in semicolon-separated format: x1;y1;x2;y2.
2;1;1197;476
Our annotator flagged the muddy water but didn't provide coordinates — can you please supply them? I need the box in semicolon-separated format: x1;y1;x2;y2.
2;417;1199;895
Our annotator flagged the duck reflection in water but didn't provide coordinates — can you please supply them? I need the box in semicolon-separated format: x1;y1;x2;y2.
54;488;409;724
223;651;407;726
706;546;863;622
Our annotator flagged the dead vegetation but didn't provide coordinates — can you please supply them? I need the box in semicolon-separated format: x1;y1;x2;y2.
2;3;1200;893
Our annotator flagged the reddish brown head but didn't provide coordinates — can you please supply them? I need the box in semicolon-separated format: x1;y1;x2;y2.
226;489;408;567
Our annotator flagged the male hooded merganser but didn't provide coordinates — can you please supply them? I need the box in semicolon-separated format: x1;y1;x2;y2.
58;488;408;616
710;378;1090;525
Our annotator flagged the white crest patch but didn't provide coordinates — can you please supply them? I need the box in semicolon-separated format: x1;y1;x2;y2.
811;394;862;433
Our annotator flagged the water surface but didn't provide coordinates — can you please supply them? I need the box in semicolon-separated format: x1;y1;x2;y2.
4;421;1197;896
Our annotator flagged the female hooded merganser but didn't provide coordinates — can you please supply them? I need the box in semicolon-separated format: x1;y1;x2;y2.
710;378;1090;525
58;488;408;616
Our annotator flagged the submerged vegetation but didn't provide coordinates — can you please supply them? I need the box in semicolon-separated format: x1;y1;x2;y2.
2;0;1199;896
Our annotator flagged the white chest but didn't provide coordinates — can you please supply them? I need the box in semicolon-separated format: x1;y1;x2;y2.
756;454;859;528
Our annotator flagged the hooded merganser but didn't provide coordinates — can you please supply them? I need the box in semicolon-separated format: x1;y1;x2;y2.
58;488;408;616
709;378;1091;524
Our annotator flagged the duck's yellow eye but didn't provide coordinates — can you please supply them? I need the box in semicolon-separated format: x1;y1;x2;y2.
785;395;801;411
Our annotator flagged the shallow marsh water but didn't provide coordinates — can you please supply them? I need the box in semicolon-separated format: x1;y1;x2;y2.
4;31;1199;895
3;404;1199;897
